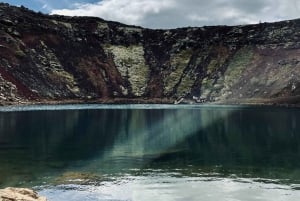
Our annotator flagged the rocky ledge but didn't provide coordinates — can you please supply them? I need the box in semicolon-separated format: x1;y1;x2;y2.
0;188;46;201
0;3;300;106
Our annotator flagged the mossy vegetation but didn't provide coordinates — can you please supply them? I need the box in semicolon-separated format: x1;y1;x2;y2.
164;49;193;95
14;49;26;57
117;26;142;34
48;69;79;93
32;41;80;95
176;72;196;97
104;45;149;97
200;47;254;100
97;22;109;30
207;60;219;74
224;46;254;87
206;50;228;75
262;61;299;96
51;20;72;29
199;47;229;100
200;77;215;99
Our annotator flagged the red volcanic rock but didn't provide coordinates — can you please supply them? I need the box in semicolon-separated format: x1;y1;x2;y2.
0;3;300;106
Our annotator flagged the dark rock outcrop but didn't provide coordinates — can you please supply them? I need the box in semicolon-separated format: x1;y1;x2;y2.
1;3;300;105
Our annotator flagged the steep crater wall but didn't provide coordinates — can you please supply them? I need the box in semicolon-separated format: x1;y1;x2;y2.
1;3;300;105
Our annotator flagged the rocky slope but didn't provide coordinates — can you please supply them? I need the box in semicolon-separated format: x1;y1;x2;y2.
1;3;300;105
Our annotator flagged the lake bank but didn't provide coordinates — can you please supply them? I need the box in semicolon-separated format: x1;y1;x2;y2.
1;95;300;108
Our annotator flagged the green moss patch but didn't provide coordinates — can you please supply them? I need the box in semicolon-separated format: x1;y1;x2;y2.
164;49;193;95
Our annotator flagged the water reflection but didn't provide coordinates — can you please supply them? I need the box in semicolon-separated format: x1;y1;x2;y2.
39;175;300;201
0;105;300;189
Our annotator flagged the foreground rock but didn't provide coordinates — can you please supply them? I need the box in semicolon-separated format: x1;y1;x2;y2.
0;188;47;201
0;3;300;106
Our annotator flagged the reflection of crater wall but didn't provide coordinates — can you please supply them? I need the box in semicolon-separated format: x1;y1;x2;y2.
0;110;126;159
0;109;124;186
155;108;300;168
1;3;300;104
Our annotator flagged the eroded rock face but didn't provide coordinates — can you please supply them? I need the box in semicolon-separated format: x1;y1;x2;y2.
0;3;300;105
0;187;47;201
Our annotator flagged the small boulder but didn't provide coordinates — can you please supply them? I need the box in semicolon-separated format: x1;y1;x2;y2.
0;187;47;201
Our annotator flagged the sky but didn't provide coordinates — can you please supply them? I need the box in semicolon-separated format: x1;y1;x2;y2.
2;0;300;29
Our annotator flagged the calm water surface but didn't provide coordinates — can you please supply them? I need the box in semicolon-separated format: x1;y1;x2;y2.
0;104;300;201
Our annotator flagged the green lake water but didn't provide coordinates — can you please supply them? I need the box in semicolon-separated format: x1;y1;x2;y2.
0;104;299;201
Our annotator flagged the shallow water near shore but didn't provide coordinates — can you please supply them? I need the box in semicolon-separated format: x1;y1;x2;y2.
0;104;300;201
